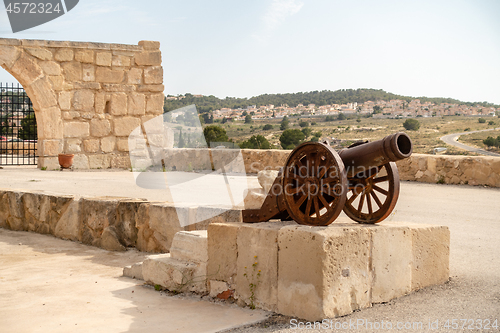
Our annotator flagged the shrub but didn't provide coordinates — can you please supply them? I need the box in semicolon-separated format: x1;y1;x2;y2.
239;135;271;149
299;121;309;128
263;124;273;130
403;118;420;131
280;129;305;149
478;118;486;123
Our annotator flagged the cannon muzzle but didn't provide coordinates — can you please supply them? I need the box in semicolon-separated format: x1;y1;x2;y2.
339;132;412;177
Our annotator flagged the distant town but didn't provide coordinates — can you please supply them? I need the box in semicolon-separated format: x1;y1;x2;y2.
166;95;500;121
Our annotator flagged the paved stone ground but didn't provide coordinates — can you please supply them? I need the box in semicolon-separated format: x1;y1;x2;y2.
1;167;499;332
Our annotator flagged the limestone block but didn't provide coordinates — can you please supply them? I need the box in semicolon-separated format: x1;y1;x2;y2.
79;197;120;246
111;155;131;169
137;84;164;92
144;66;163;84
10;52;43;83
75;50;94;63
54;200;80;241
135;51;161;66
36;106;63;139
62;62;82;82
123;262;144;280
65;138;82;153
148;203;194;251
83;139;100;153
101;226;126;251
142;255;207;293
101;136;116;153
146;93;164;114
96;52;112;66
237;222;293;312
112;55;131;67
207;223;242;284
72;154;89;169
0;191;10;228
139;40;160;50
113;117;141;137
117;139;129;152
88;154;111;169
90;119;111;137
209;280;231;298
54;49;74;62
0;45;21;68
48;75;64;91
82;64;95;82
41;139;63;156
110;93;127;115
115;200;143;247
278;225;372;321
64;122;89;138
370;225;412;303
58;91;72;110
26;47;52;60
96;67;124;83
38;156;60;170
170;230;208;262
39;61;61;75
103;84;136;92
410;224;450;291
127;68;143;84
192;207;242;229
5;191;26;231
73;90;94;111
258;170;279;194
128;93;146;115
243;188;266;209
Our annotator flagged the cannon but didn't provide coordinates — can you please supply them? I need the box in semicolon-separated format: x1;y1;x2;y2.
242;132;413;225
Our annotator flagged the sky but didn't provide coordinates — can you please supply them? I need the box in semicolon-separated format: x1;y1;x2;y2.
0;0;499;104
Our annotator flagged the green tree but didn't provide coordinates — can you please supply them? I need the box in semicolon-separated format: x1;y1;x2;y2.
373;105;383;114
488;121;495;126
325;115;335;122
478;118;486;123
280;116;290;130
280;129;305;149
245;114;253;124
18;114;37;140
221;117;228;124
239;135;271;149
338;113;347;120
203;125;228;146
403;118;420;131
299;121;309;128
483;136;500;148
263;124;273;130
301;127;312;137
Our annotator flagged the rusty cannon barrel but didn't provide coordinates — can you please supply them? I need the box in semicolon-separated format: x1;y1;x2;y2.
338;132;413;177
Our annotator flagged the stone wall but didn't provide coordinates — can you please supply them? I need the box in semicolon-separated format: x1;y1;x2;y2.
0;38;164;169
0;189;241;253
161;148;500;187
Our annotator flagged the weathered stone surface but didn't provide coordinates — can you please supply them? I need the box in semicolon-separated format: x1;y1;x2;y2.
72;153;90;169
88;154;111;169
64;122;89;138
10;52;43;83
58;91;72;110
258;170;279;194
96;52;112;66
115;200;142;247
144;66;163;84
82;64;95;82
73;90;94;111
54;48;74;61
237;222;293;312
410;224;450;291
48;75;64;90
137;84;164;92
147;203;192;251
41;139;63;156
62;62;82;82
0;46;21;68
128;93;146;115
26;47;52;60
75;50;94;63
111;155;131;169
127;68;142;84
90;119;111;137
66;138;82;153
146;93;164;114
123;262;144;280
243;188;266;209
101;136;116;153
135;51;161;66
39;61;61;75
26;77;58;110
79;197;119;246
116;139;129;152
54;200;80;241
113;117;141;137
112;55;131;67
36;106;63;139
101;226;126;251
209;280;231;298
139;40;160;50
278;225;372;321
170;230;208;263
83;139;100;153
96;67;124;83
110;93;127;115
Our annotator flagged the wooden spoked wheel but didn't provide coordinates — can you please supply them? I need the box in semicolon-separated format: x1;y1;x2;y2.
343;162;400;224
282;142;347;226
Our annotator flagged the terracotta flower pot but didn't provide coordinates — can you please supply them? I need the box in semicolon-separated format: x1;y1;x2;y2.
58;154;74;169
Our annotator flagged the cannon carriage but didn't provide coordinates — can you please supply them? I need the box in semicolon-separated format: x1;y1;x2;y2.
242;132;413;226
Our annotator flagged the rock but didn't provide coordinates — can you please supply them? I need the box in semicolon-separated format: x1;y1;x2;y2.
257;170;279;194
101;226;126;251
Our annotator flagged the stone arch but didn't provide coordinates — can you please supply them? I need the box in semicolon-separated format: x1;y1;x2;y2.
0;38;164;169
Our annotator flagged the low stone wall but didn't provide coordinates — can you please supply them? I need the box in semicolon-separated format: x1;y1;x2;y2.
0;189;241;253
161;149;500;187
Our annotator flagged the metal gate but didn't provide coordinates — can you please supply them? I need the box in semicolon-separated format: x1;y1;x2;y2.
0;82;37;165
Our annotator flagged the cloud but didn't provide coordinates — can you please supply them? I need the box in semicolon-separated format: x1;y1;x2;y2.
253;0;303;42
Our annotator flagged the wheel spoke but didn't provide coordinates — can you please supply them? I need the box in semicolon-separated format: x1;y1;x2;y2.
347;191;359;205
373;184;388;196
371;190;383;208
287;184;305;195
305;196;312;217
290;173;305;185
367;192;373;215
314;196;320;217
358;193;365;213
318;193;330;208
373;175;389;183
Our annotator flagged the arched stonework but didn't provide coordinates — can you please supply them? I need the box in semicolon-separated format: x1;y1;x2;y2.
0;38;164;169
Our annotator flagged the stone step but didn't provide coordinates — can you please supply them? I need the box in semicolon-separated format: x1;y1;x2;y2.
169;230;208;263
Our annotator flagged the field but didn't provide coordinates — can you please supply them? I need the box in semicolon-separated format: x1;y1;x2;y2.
459;129;500;154
218;115;500;155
